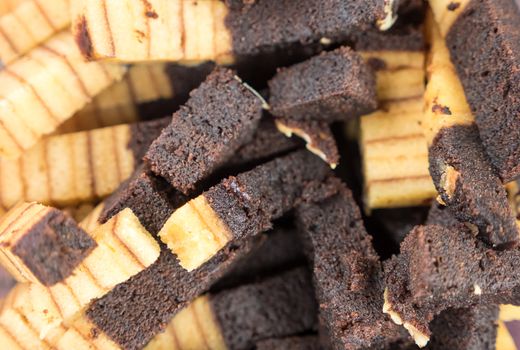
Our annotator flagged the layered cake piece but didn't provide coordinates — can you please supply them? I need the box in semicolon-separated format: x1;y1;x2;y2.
384;224;520;346
0;118;168;211
296;184;408;349
275;118;339;169
71;0;396;62
99;118;300;236
269;47;377;123
0;31;125;159
145;68;263;194
0;205;161;342
423;18;518;248
159;149;331;271
0;202;95;285
438;0;520;181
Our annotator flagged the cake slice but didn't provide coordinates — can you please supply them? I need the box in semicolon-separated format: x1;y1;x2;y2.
0;0;69;66
296;184;409;349
0;118;168;211
144;68;263;194
0;202;96;285
269;47;376;123
98;118;300;236
71;0;396;62
0;31;125;159
275;118;339;168
384;224;520;347
431;0;520;181
159;149;331;271
423;17;518;248
0;205;160;344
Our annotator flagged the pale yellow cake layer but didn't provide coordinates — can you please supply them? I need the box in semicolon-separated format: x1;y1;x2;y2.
0;31;125;159
0;123;137;211
0;0;70;66
71;0;233;63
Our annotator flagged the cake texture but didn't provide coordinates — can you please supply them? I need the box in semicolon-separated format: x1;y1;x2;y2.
145;68;263;194
269;46;377;123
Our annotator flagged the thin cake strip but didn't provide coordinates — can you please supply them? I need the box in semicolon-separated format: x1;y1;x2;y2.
430;0;520;181
0;31;126;159
57;62;214;134
0;0;69;66
423;17;518;248
71;0;396;63
0;0;25;16
0;206;161;343
296;184;409;350
144;67;264;195
159;149;332;271
147;267;316;350
0;118;168;211
383;224;520;347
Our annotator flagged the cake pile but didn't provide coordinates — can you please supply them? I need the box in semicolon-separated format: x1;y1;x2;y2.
0;0;518;349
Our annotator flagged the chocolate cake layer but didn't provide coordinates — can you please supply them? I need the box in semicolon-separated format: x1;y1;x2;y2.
211;267;317;349
212;226;305;291
428;124;519;248
269;47;377;123
11;209;96;286
127;117;170;165
427;305;499;350
205;150;332;241
145;68;263;194
275;118;339;169
86;237;260;350
99;165;187;235
446;0;520;181
296;185;408;350
384;224;520;344
224;0;391;57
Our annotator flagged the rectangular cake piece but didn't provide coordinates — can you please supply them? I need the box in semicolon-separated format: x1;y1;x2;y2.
0;202;96;286
144;68;263;194
439;0;520;181
423;18;518;248
296;184;409;349
84;238;259;350
384;224;520;347
268;46;377;123
159;149;331;271
71;0;396;62
0;118;168;211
